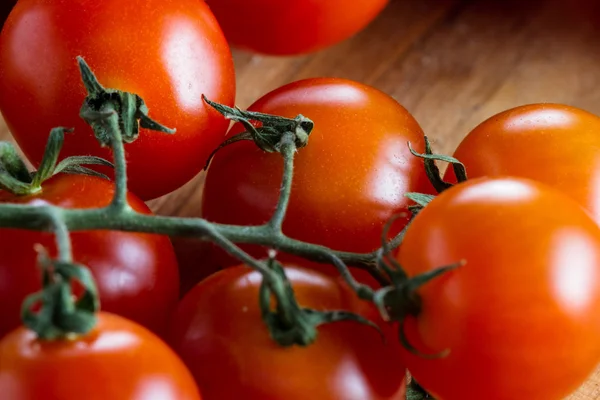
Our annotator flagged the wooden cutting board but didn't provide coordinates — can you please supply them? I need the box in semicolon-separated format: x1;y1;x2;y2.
1;0;600;397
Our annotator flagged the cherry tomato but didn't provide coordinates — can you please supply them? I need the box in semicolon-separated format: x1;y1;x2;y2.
0;0;235;200
202;78;434;266
445;103;600;223
397;177;600;400
0;312;201;400
204;0;389;55
0;174;180;339
169;265;407;400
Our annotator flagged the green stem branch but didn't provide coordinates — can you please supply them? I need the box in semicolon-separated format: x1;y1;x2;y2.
48;209;72;263
268;133;296;232
0;202;386;280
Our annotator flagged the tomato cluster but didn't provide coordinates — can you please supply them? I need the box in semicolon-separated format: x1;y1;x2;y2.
1;1;599;400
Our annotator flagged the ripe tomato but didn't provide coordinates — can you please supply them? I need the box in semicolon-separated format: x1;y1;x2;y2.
0;174;180;339
0;0;235;200
0;312;201;400
444;104;600;223
168;265;407;400
397;177;600;400
202;78;433;266
204;0;389;55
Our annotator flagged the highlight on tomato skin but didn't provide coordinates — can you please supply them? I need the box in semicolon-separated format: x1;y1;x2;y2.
202;77;435;268
444;103;600;224
397;177;600;400
168;265;407;400
0;0;236;200
0;174;180;340
204;0;390;55
0;312;202;400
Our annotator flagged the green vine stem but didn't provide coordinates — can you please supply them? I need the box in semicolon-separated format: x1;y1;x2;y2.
3;57;456;353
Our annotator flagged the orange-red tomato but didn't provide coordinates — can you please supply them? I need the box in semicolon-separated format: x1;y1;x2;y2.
398;177;600;400
445;103;600;223
202;78;434;266
0;174;179;339
0;313;201;400
169;265;407;400
204;0;389;55
0;0;235;200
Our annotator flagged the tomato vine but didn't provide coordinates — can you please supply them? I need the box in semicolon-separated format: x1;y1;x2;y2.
0;57;448;348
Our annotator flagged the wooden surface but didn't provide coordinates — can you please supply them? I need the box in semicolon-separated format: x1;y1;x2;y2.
2;0;600;398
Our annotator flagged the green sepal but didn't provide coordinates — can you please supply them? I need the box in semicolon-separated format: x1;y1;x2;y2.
408;137;468;193
54;156;114;180
202;95;314;169
31;127;73;189
0;142;31;184
406;379;435;399
21;248;100;340
405;192;436;215
258;258;381;347
77;56;175;147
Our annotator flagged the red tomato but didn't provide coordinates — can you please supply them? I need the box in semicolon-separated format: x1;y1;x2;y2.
0;312;201;400
169;265;407;400
205;0;389;55
202;78;434;266
397;177;600;400
0;0;235;200
445;104;600;223
0;174;180;339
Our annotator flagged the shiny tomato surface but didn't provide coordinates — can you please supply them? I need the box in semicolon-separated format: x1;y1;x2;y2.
0;313;201;399
0;0;235;199
0;174;180;339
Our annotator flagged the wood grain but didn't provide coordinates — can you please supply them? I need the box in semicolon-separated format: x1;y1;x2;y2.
2;0;600;397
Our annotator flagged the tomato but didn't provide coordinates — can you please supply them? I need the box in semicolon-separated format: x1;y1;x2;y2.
202;78;434;266
168;265;407;400
397;177;600;400
444;103;600;223
0;0;235;200
0;312;201;400
204;0;389;55
0;174;180;339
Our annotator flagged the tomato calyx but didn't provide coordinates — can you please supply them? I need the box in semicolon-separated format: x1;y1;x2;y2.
408;136;467;194
77;56;176;147
260;258;381;346
202;96;314;170
21;246;100;340
373;226;464;358
0;127;113;196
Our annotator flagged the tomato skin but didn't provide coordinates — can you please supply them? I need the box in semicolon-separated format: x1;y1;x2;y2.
204;0;389;55
445;103;600;223
202;78;434;266
0;0;235;200
0;312;201;400
0;174;180;339
169;265;406;400
397;177;600;400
